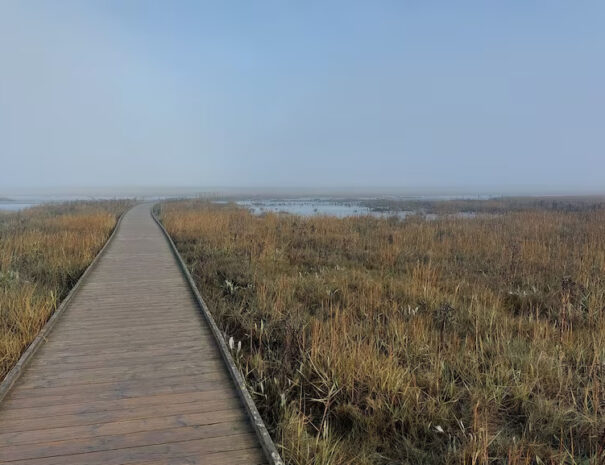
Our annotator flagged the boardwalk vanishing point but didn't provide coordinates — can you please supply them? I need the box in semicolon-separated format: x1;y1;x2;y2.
0;204;281;465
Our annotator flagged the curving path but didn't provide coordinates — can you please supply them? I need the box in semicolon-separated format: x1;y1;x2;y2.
0;204;270;464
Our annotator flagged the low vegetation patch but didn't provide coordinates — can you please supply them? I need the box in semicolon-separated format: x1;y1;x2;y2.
0;200;132;380
159;199;604;465
361;196;605;215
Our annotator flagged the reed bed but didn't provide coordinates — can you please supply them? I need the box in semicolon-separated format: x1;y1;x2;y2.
158;200;604;465
0;200;132;380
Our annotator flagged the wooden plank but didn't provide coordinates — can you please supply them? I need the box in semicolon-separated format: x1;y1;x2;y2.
51;320;205;333
25;349;220;372
1;433;260;465
49;330;212;341
15;362;225;390
4;372;230;405
34;340;211;359
0;398;240;435
0;390;240;420
0;420;252;461
45;328;210;343
0;409;246;446
129;448;267;465
55;316;203;329
22;355;222;376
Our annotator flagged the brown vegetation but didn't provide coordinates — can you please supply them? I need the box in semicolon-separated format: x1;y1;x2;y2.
158;199;604;465
361;196;605;215
0;200;132;380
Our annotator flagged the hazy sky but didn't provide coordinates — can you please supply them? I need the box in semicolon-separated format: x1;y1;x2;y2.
1;1;604;192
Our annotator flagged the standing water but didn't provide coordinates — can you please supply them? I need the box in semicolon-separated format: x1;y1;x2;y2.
0;203;38;211
234;199;416;219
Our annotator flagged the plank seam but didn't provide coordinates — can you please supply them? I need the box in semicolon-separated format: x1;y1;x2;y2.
151;204;284;465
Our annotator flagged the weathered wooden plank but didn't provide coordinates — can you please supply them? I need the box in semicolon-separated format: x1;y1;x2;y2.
45;328;210;343
25;349;221;372
4;373;230;405
34;340;211;359
16;361;225;389
0;389;239;420
0;420;253;461
35;336;215;353
1;433;260;465
0;398;240;434
129;448;268;465
0;408;246;447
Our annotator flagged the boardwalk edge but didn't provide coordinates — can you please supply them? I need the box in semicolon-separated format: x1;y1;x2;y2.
0;207;130;403
152;204;285;465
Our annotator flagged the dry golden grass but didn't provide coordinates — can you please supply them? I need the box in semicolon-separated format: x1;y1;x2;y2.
158;200;604;465
0;200;132;380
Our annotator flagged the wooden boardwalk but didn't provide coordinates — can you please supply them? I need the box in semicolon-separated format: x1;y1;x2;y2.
0;204;272;464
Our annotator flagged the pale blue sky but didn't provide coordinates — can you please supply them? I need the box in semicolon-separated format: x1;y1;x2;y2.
1;1;604;192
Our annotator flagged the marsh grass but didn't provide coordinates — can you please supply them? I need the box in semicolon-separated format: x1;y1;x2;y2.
361;196;605;215
0;200;132;379
159;199;604;465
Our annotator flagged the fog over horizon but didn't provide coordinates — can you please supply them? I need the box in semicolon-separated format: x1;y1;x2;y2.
1;2;604;194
